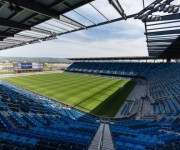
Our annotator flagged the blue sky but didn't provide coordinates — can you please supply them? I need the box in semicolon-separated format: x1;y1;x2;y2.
0;0;175;58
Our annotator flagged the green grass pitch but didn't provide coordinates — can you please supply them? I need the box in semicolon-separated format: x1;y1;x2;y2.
3;73;136;117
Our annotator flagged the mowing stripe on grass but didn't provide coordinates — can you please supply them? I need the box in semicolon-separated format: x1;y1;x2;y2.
90;81;136;117
3;73;135;117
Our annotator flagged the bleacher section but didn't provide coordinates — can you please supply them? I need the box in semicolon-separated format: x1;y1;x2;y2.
110;119;180;150
0;82;178;150
66;62;176;77
148;67;180;116
0;82;100;150
0;62;179;149
66;62;180;118
116;85;147;118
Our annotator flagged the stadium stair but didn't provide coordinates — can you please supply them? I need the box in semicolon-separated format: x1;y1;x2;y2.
88;123;104;150
101;124;115;150
0;61;180;149
88;123;115;150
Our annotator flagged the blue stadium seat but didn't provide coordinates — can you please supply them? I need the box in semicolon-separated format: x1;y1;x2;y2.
0;62;180;150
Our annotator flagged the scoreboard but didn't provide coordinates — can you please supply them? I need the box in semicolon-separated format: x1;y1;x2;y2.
21;63;32;69
13;63;43;70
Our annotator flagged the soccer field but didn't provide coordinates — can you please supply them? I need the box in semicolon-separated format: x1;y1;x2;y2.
3;73;136;117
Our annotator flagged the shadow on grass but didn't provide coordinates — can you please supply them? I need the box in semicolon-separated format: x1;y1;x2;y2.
90;81;136;117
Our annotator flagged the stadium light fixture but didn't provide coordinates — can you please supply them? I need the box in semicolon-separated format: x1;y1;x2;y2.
155;16;161;21
138;14;144;20
173;6;179;13
168;6;174;13
142;15;148;21
146;4;155;10
151;16;156;21
159;3;166;11
154;4;161;12
108;0;127;20
134;0;179;22
146;15;152;21
141;11;151;21
164;5;170;12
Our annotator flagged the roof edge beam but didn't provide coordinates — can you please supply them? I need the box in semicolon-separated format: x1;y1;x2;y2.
0;18;30;30
109;0;126;19
3;0;86;28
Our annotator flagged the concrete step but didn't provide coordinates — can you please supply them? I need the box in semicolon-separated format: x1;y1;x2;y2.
102;124;115;150
88;123;104;150
88;123;115;150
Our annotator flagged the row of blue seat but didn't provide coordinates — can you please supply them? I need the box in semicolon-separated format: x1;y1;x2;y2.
110;119;180;150
9;112;28;128
0;132;37;149
67;62;180;77
0;101;8;111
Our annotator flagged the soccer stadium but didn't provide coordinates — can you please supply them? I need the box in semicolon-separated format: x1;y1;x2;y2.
0;0;180;150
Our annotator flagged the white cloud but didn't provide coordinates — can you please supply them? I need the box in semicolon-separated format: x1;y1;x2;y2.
3;0;175;58
0;36;148;58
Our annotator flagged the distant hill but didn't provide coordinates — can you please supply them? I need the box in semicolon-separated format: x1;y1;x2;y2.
0;57;72;63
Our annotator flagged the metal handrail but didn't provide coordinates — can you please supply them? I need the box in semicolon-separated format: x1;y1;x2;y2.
98;123;105;150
